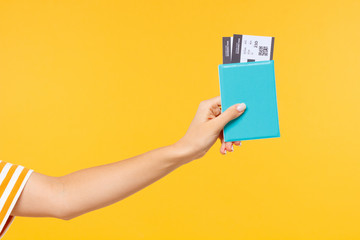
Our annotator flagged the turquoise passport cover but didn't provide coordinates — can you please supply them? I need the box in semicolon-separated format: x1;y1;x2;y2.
218;60;280;141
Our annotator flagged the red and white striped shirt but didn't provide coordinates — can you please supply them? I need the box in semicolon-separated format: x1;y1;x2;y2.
0;160;33;238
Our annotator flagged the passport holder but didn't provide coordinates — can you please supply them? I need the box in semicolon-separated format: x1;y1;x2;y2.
218;60;280;141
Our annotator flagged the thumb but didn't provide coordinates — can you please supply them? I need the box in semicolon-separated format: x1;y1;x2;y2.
214;103;246;131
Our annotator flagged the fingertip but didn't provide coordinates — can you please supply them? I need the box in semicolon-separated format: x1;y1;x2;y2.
220;142;226;154
236;103;246;112
225;142;233;152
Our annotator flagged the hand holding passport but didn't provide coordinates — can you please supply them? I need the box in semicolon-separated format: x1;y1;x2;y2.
220;34;280;141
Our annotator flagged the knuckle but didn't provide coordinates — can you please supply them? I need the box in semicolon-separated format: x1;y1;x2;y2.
199;100;208;108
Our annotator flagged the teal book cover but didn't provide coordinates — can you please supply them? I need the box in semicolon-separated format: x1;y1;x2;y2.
218;60;280;142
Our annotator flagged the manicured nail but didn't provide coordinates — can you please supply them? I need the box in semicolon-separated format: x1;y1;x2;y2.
236;103;246;112
240;141;242;146
224;150;227;155
231;145;234;151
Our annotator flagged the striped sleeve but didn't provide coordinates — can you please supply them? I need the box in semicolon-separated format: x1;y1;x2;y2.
0;160;33;239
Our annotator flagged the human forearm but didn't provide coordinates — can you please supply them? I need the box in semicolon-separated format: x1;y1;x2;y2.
57;144;191;219
12;144;193;219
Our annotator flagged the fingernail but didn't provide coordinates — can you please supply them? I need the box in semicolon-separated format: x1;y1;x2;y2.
231;145;234;151
224;150;227;155
240;141;242;146
236;103;246;112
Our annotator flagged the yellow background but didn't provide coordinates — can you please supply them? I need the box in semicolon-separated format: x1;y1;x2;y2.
1;0;359;239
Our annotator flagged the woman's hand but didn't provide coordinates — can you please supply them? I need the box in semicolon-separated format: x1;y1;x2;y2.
174;96;246;162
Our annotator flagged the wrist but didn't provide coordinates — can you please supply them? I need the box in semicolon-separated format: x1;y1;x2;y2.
169;140;197;165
